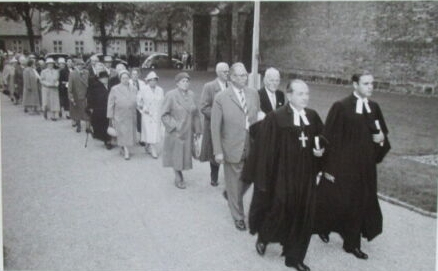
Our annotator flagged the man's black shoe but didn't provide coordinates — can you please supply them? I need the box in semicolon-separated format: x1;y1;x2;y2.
234;220;246;231
318;233;329;243
255;238;266;256
344;247;368;260
285;259;310;271
211;180;218;187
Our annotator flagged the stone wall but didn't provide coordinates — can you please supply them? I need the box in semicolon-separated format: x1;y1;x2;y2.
260;2;438;95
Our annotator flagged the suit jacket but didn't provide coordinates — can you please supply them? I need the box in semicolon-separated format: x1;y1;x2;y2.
211;85;260;163
258;87;285;114
199;78;224;161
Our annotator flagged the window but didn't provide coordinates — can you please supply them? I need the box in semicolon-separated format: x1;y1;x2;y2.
53;40;62;53
144;40;154;52
75;40;84;54
12;40;23;53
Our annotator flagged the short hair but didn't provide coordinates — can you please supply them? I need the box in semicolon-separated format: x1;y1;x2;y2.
286;79;308;93
351;70;372;83
215;62;229;73
27;59;34;67
263;67;280;83
230;62;247;76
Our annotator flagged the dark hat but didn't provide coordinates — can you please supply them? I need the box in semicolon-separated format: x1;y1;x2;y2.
98;71;109;79
175;72;190;83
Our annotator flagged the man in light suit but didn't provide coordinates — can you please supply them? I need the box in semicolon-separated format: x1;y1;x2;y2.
259;67;285;114
211;62;261;231
199;62;229;187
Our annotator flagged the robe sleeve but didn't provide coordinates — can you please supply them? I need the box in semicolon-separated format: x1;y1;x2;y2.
322;101;345;178
106;88;116;119
374;103;391;163
160;93;178;133
242;112;278;191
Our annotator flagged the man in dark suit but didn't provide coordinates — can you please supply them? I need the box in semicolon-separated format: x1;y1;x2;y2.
211;62;261;231
258;67;285;114
199;62;229;187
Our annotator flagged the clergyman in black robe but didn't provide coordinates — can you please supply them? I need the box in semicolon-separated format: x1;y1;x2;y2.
314;71;391;260
242;80;325;271
87;71;112;148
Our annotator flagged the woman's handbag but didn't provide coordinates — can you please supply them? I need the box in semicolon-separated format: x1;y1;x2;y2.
107;126;117;137
192;134;202;159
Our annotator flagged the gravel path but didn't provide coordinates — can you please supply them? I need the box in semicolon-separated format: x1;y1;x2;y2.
1;95;436;271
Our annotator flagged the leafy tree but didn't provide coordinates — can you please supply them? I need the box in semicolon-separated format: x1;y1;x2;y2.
0;2;43;53
133;2;218;65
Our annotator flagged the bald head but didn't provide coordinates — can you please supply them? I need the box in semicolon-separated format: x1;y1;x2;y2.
229;62;248;89
215;62;229;82
264;67;280;92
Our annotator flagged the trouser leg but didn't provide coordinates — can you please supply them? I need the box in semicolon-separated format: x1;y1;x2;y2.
223;161;250;221
210;161;220;182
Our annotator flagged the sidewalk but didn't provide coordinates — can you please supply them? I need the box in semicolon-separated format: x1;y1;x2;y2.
1;95;436;271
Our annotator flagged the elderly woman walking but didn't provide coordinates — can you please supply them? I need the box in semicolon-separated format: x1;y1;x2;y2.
107;70;137;160
40;57;60;121
22;59;41;114
137;71;164;158
161;72;202;189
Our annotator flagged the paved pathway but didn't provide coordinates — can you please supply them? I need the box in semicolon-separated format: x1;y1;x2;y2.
1;95;436;271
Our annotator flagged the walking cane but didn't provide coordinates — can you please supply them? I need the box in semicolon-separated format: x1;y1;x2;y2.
84;120;91;148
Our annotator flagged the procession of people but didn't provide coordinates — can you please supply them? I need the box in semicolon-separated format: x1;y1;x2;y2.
2;53;391;271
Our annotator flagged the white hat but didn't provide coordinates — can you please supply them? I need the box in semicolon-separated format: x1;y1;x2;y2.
45;57;55;64
9;58;17;63
103;56;112;62
58;57;66;64
29;54;36;59
145;71;159;81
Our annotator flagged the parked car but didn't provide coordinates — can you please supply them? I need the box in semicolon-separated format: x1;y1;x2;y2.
141;53;183;69
85;53;128;69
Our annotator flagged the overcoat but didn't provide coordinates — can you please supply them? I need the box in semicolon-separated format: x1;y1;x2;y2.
58;66;70;110
68;68;89;121
14;64;24;98
107;83;137;146
199;79;222;162
137;84;164;144
161;88;201;171
40;68;60;111
22;67;40;107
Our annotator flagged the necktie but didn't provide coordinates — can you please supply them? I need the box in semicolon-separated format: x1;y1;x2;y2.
239;90;249;130
134;80;139;90
355;97;371;114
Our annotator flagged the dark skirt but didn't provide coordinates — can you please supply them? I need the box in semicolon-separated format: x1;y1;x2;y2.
90;108;110;142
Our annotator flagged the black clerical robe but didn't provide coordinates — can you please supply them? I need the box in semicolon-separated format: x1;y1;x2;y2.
87;77;111;142
314;94;390;249
242;105;324;264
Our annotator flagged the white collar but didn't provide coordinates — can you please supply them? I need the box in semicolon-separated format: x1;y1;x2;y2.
353;92;371;114
289;103;309;126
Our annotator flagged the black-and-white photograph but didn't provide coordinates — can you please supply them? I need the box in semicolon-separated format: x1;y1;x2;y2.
0;1;436;271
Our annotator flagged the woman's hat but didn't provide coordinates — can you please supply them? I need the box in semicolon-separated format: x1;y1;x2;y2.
118;69;130;79
103;56;113;63
58;57;66;64
145;71;159;82
9;58;17;63
107;127;117;137
45;57;55;64
98;71;109;79
175;72;190;83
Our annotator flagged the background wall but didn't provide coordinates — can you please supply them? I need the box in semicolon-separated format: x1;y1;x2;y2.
260;2;438;94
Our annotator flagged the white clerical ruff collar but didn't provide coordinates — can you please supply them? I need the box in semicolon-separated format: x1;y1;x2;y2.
354;92;371;114
289;104;309;126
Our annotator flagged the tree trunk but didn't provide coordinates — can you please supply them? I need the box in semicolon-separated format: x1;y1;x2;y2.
167;22;173;67
99;5;108;55
22;8;35;53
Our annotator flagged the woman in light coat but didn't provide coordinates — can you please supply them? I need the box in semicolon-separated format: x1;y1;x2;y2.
107;70;137;160
161;72;202;189
22;59;40;114
40;58;60;121
137;71;164;158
